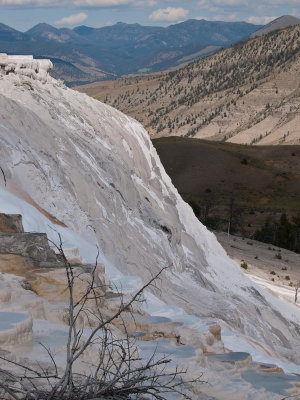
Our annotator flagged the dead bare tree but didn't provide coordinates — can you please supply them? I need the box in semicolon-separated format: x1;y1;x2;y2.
0;166;6;186
0;234;201;400
281;394;300;400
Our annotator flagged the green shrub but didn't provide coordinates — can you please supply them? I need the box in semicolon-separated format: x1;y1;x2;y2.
188;199;201;218
240;262;248;270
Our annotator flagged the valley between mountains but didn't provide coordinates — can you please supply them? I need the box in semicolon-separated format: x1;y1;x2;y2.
0;18;262;86
78;23;300;146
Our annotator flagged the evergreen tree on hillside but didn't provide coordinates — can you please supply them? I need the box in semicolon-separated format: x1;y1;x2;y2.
254;213;300;253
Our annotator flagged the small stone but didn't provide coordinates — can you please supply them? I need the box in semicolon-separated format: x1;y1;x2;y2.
208;324;222;341
20;280;33;291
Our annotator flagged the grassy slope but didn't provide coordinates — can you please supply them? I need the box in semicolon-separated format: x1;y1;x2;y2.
77;25;300;145
152;137;300;232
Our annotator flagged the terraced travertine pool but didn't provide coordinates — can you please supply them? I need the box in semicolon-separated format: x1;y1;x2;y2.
0;312;28;330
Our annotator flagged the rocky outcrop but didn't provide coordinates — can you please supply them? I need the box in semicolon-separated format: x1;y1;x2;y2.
0;213;24;233
0;232;63;268
0;214;63;268
0;54;53;83
0;254;36;276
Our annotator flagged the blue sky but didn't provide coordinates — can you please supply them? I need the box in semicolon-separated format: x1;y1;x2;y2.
0;0;299;31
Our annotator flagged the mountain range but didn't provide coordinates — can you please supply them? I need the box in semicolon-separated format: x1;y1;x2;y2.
251;15;300;37
0;19;263;85
78;19;300;146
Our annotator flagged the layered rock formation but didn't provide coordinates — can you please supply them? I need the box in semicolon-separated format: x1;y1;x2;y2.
0;232;64;267
0;53;53;83
0;214;63;268
0;213;23;233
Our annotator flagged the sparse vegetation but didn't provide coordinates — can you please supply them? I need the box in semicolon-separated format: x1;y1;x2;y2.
81;24;300;143
152;138;300;245
255;213;300;253
240;261;248;270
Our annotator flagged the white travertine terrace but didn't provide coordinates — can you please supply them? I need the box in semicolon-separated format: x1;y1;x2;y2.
0;312;33;347
0;53;53;83
0;52;299;399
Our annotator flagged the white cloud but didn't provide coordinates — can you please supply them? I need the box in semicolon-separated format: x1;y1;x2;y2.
0;0;53;4
263;0;300;4
197;0;247;8
0;0;156;6
204;0;246;5
55;12;88;25
74;0;131;5
72;0;157;6
198;0;300;8
246;15;278;24
149;7;189;22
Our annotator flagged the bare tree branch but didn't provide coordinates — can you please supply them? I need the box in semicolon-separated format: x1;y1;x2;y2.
0;234;201;400
0;166;6;186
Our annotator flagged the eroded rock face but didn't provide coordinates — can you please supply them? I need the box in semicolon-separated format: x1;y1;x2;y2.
0;213;24;233
0;233;63;267
0;54;53;83
0;254;36;276
209;324;222;341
